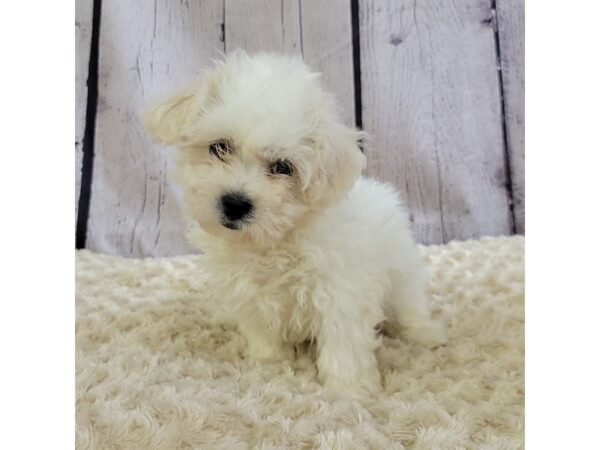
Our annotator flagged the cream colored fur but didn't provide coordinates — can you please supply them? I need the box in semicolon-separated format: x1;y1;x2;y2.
143;53;445;395
76;236;524;449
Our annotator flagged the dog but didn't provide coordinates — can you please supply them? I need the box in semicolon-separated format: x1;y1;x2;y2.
144;52;446;395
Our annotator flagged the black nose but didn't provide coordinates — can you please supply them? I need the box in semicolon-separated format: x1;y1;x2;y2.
220;192;253;222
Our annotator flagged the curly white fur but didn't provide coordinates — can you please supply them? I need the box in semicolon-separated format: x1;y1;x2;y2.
144;52;446;395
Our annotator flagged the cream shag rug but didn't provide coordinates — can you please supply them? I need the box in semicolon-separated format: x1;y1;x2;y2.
76;236;524;450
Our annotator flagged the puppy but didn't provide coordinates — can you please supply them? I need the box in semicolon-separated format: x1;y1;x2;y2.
144;52;446;395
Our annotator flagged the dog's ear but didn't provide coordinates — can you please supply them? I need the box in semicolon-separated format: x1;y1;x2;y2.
143;69;222;146
143;90;199;146
304;122;366;208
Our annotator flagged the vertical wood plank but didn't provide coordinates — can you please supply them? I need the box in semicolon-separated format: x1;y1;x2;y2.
360;0;513;244
88;0;224;256
225;0;302;54
75;0;93;224
496;0;524;233
300;0;356;126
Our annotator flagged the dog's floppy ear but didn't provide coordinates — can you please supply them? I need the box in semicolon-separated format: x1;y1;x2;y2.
304;122;366;208
143;90;199;146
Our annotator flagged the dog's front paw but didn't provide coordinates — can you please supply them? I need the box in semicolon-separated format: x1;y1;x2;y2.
404;319;448;348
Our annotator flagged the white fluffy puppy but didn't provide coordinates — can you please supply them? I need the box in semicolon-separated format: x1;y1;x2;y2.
144;52;446;395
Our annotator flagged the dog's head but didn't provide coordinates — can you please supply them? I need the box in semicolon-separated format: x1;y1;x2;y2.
144;52;365;247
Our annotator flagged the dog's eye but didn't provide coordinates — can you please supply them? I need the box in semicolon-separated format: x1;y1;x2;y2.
270;159;294;176
209;140;232;160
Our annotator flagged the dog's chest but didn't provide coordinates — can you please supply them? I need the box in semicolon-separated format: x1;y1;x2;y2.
208;248;320;342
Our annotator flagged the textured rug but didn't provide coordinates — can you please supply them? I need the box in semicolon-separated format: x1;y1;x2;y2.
76;236;524;450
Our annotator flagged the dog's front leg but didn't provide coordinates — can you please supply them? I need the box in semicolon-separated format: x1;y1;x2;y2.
238;319;293;363
314;289;382;396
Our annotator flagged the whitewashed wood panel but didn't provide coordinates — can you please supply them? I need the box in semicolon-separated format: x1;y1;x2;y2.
360;0;513;244
300;0;355;126
87;0;224;256
225;0;355;125
497;0;524;234
225;0;302;54
75;0;93;223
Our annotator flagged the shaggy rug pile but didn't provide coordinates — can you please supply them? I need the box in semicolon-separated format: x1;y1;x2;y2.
76;236;524;449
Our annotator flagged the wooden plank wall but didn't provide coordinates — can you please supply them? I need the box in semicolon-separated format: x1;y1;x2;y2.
360;0;513;243
76;0;524;256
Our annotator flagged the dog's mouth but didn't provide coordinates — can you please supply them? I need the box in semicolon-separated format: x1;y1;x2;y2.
222;221;240;230
221;217;254;231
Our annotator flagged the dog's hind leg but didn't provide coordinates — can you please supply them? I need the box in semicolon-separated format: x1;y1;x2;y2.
383;267;447;348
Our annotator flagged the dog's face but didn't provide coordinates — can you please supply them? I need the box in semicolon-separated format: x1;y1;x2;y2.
144;53;365;247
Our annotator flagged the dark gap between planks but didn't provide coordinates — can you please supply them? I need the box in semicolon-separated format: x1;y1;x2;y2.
350;0;363;133
489;0;517;234
76;0;102;249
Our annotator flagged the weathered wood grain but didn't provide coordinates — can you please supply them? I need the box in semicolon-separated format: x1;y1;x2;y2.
359;0;513;244
225;0;302;54
497;0;524;233
75;0;93;224
300;0;356;125
87;0;224;256
225;0;355;125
